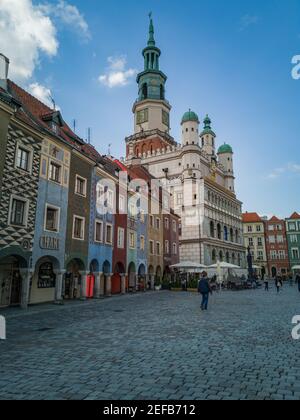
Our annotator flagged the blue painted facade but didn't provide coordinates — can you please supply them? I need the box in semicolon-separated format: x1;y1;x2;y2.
137;214;148;277
88;169;114;275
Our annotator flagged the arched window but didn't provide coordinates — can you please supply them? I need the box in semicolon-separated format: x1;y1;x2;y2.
226;252;230;263
217;224;222;240
232;253;236;264
224;226;228;241
38;262;56;289
210;221;215;238
230;228;234;242
142;83;148;100
219;251;223;262
235;229;239;243
238;254;241;267
212;249;216;263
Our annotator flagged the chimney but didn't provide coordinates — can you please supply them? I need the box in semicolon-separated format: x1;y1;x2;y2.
0;54;9;91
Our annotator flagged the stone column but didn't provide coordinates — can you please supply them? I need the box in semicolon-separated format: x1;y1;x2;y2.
100;273;105;297
105;274;112;297
20;269;34;309
79;271;88;300
94;272;102;299
54;270;66;304
121;274;126;295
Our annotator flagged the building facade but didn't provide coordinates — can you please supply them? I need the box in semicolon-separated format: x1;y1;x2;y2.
286;212;300;270
242;213;268;275
125;18;246;268
264;216;290;278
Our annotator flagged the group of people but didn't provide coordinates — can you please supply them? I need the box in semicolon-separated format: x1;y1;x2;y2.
264;273;300;293
197;271;300;311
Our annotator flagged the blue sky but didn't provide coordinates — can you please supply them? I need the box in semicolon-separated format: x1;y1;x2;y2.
1;0;300;217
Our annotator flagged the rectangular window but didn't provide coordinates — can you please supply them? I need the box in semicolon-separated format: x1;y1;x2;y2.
269;236;275;244
137;108;149;125
73;216;85;240
292;248;299;259
150;240;154;255
150;215;154;228
140;210;145;223
176;193;183;206
291;235;298;243
156;218;160;230
129;232;135;249
140;235;145;251
247;226;253;233
173;220;177;233
162;110;169;127
165;217;169;230
10;198;27;226
106;224;113;244
107;190;114;208
248;238;254;247
257;251;264;260
165;240;170;254
173;243;177;255
117;228;125;249
156;242;161;256
16;147;30;171
289;223;296;231
278;250;285;259
95;220;103;243
45;205;60;232
256;225;261;232
277;235;284;243
257;237;263;247
119;195;125;213
75;176;87;196
49;162;61;183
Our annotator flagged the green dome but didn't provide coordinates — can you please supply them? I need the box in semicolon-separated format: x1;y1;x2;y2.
218;143;233;154
181;110;199;124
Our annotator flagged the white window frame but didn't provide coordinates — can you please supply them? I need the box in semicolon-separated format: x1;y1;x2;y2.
129;231;135;249
292;248;299;259
15;143;33;174
44;203;61;233
94;219;103;243
8;195;29;228
117;227;125;249
75;175;87;197
173;243;177;255
105;223;113;245
140;235;145;251
149;240;154;255
119;195;125;213
72;215;85;241
49;160;62;184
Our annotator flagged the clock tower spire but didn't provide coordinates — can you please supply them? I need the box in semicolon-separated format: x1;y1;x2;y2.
133;15;171;134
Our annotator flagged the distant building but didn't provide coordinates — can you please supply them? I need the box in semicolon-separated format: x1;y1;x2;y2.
264;216;290;278
242;212;268;275
286;212;300;271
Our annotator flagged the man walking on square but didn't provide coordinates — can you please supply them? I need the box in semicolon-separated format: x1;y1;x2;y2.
296;273;300;293
198;272;212;311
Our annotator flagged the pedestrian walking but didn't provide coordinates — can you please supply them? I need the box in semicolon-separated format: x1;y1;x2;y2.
296;274;300;293
275;276;281;294
198;272;212;311
264;278;269;291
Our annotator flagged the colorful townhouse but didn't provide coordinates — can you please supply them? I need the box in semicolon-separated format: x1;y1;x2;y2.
0;69;42;308
264;216;290;278
286;212;300;271
163;211;180;281
242;212;268;275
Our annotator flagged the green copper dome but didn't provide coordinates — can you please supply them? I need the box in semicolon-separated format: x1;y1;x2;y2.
181;110;199;124
200;114;216;137
218;143;233;154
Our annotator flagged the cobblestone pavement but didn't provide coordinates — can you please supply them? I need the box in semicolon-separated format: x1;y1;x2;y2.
1;285;300;400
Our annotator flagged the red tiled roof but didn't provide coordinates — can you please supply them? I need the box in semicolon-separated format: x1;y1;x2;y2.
6;80;104;164
269;216;281;222
289;212;300;220
242;212;262;223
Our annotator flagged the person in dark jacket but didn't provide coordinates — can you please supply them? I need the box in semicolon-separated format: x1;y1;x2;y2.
296;274;300;293
198;272;212;311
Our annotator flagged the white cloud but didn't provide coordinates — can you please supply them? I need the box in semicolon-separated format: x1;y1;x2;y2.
0;0;90;84
28;82;60;109
267;163;300;180
99;56;137;88
40;0;90;41
0;0;58;82
239;14;260;31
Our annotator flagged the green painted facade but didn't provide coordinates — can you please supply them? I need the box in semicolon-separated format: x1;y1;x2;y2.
286;215;300;268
